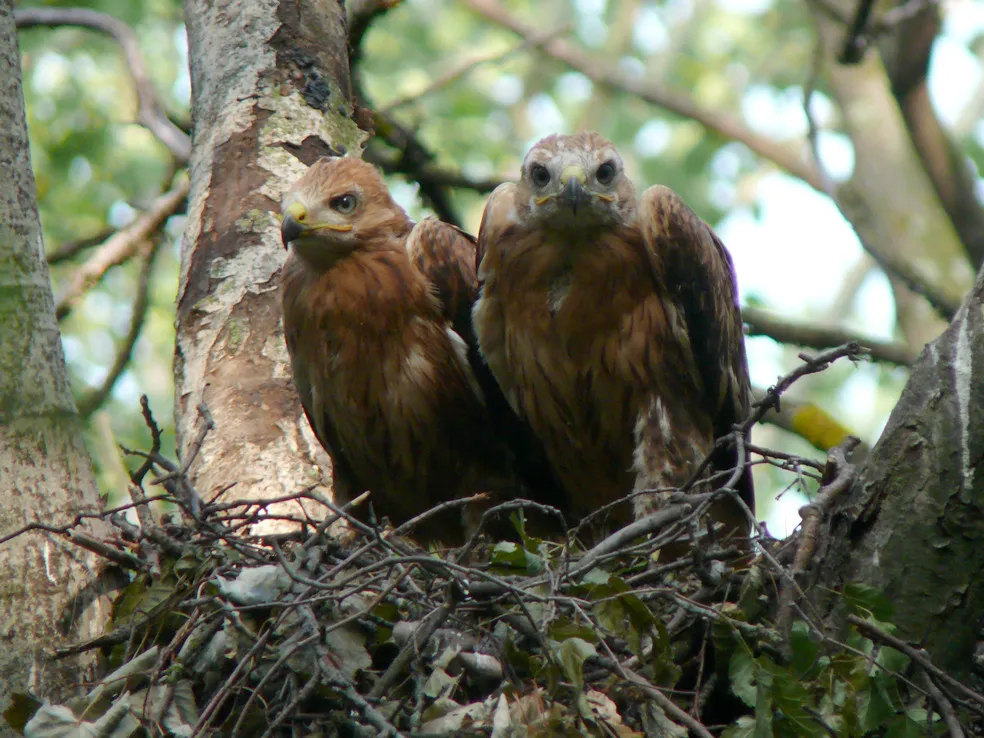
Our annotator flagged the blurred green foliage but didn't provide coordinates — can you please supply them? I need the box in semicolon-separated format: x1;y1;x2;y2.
19;0;979;529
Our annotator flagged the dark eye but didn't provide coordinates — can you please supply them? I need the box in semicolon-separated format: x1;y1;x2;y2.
596;161;616;185
530;164;551;188
330;194;358;214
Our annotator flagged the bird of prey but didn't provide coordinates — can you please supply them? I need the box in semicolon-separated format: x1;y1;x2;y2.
279;156;508;543
473;132;754;542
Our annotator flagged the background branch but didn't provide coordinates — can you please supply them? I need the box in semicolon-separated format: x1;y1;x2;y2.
46;228;115;265
55;176;188;320
15;6;191;162
462;0;824;191
77;238;160;418
743;306;916;366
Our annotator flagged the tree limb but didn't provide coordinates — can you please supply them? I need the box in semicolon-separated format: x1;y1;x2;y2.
15;6;191;162
76;237;160;418
461;0;824;191
743;306;916;366
55;175;188;320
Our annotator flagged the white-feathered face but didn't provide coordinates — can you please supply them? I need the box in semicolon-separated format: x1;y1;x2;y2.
516;132;635;230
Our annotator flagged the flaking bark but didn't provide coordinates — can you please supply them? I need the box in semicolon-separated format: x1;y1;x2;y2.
176;0;367;532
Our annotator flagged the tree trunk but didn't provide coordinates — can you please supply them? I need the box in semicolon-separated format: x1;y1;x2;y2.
0;5;108;729
816;258;984;680
176;0;368;532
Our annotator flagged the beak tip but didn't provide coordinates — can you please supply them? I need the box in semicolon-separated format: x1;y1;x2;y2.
562;177;585;214
281;215;303;248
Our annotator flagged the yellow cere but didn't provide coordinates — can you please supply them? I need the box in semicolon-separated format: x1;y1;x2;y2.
285;201;308;221
560;165;586;184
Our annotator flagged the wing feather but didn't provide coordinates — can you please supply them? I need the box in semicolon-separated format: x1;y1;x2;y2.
284;325;359;499
406;216;478;341
474;184;570;520
638;185;754;511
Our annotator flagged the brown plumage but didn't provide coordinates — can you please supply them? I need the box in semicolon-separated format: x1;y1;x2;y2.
279;156;503;543
473;132;754;542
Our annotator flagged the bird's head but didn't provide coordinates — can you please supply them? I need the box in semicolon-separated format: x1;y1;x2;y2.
517;132;635;230
281;157;412;268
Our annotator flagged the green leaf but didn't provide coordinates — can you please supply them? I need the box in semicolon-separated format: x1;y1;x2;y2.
788;621;821;679
753;662;774;738
4;693;42;734
548;618;599;643
875;646;910;675
582;568;610;585
553;637;597;691
843;582;893;621
730;649;757;707
721;716;756;738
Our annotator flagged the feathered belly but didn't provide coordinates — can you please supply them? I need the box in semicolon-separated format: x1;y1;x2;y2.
503;320;639;519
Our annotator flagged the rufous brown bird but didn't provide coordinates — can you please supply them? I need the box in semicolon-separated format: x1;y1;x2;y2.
280;156;507;544
473;132;754;543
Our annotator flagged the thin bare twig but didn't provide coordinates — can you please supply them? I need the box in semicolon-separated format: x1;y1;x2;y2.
777;438;859;636
919;671;967;738
15;6;191;161
369;599;455;700
745;343;868;432
848;614;984;713
380;23;569;114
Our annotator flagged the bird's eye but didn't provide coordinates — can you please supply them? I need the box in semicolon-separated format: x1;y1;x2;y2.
596;161;616;185
530;164;551;188
331;194;358;214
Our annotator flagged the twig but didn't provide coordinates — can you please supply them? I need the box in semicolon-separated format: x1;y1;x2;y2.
379;23;570;114
848;614;984;713
745;343;868;432
320;663;406;737
620;666;715;738
363;116;467;227
461;0;823;192
454;498;568;564
369;599;455;700
919;670;967;738
777;438;859;636
131;395;164;487
14;7;191;161
572;506;692;577
55;176;189;320
67;530;146;571
78;238;160;417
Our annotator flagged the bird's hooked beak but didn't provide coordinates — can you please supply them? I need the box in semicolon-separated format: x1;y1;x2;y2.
560;165;588;215
281;202;309;248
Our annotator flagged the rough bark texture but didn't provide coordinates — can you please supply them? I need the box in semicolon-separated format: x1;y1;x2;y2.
817;261;984;680
176;0;367;532
812;3;974;350
0;5;107;728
